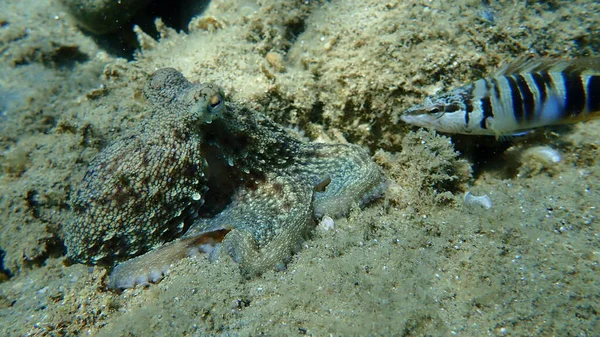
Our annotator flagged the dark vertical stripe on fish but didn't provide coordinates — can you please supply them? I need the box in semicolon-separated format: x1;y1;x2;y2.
563;72;586;117
466;99;474;113
531;72;548;108
490;77;501;100
515;74;535;121
537;71;556;123
541;71;554;97
586;75;600;113
506;75;524;122
465;87;475;126
464;102;471;126
479;96;493;129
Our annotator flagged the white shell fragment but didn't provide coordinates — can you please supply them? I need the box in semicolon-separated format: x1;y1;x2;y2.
515;145;563;177
464;192;492;210
521;146;562;166
318;216;335;231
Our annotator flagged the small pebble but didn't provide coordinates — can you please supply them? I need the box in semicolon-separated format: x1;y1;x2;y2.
265;52;285;72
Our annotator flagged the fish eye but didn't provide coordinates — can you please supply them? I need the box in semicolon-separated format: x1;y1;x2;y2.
427;105;445;118
208;94;224;113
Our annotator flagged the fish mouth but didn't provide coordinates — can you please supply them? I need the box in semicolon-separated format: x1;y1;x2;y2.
398;112;428;128
399;112;453;133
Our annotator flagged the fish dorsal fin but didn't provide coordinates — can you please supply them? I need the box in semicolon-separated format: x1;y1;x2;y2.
494;56;600;76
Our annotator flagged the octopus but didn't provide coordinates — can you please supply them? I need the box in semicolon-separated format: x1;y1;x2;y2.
64;68;387;289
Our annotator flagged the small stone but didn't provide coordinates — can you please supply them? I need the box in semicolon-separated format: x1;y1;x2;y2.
265;52;285;72
189;16;223;32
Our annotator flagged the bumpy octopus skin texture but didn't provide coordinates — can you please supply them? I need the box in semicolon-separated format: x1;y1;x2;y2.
65;68;387;289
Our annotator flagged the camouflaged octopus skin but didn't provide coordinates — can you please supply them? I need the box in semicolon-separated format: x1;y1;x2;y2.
65;68;387;289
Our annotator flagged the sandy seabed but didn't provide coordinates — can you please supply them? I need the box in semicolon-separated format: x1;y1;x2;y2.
0;0;599;335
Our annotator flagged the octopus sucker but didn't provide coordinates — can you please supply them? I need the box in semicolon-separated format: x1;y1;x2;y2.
65;68;387;289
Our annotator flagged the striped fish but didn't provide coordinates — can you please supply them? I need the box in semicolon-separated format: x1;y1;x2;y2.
399;57;600;136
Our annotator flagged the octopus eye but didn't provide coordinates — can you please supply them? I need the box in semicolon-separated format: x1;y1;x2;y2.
208;94;224;113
